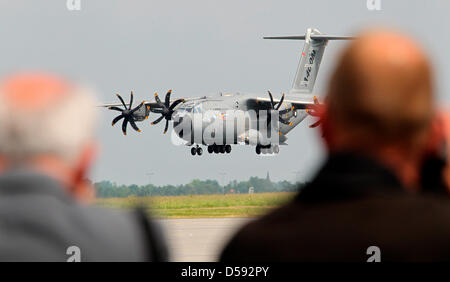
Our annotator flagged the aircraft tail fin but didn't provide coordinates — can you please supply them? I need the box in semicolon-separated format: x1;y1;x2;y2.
264;28;355;94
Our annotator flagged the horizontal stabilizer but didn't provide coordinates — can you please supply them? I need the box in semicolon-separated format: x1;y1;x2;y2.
263;35;356;41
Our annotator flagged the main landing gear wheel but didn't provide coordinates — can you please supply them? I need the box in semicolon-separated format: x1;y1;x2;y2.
273;144;280;154
196;147;203;156
256;144;279;155
191;147;197;156
208;144;232;154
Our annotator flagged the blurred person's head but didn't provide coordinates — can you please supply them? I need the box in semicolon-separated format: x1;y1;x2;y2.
435;110;450;193
321;28;435;190
442;112;450;193
0;72;98;200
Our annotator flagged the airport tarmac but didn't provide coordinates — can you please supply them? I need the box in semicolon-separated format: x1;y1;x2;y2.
158;218;252;262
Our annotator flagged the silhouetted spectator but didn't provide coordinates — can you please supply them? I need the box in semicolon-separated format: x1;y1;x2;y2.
0;73;167;261
220;29;450;262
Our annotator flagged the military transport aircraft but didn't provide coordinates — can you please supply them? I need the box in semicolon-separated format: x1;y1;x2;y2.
101;28;354;156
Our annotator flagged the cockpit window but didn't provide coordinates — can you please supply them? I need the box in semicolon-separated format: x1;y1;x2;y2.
179;102;203;113
193;104;203;113
178;107;192;112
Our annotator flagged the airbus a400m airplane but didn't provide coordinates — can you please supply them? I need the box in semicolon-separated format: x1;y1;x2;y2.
102;28;354;156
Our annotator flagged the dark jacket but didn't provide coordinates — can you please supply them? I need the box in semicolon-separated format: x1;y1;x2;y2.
0;170;168;261
220;153;450;262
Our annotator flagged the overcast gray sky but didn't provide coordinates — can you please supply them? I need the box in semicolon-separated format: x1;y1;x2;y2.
0;0;448;185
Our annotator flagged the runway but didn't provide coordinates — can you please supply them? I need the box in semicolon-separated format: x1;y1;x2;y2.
158;218;252;262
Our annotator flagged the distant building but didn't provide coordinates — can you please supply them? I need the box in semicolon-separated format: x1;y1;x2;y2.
248;187;254;194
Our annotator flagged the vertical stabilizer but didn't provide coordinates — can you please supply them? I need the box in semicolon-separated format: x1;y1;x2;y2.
291;28;327;94
264;28;354;94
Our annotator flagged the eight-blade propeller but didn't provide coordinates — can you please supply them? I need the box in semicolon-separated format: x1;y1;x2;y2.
108;91;145;135
267;90;295;127
151;90;185;134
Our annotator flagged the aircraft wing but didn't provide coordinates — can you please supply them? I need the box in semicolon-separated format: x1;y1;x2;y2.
98;96;200;110
249;94;321;110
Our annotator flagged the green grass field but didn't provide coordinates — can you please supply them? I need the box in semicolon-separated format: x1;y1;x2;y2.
96;192;296;218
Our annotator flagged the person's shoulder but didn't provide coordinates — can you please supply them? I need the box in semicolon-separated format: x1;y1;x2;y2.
220;199;301;262
246;198;301;231
78;204;141;230
397;193;450;221
69;204;168;261
0;171;167;261
364;191;450;215
220;192;450;262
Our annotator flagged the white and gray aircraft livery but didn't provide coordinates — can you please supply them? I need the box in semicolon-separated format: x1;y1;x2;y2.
101;28;354;156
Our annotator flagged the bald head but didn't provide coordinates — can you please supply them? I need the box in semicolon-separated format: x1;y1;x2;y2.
0;73;71;111
0;72;97;164
326;29;434;151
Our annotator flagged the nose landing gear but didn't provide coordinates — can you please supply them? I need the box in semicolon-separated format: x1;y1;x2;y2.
190;145;203;156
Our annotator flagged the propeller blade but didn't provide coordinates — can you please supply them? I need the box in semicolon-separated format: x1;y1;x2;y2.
112;115;124;126
121;118;129;136
128;91;134;109
279;117;293;126
267;91;275;109
313;96;320;105
154;93;163;107
108;106;124;112
309;119;322;128
169;98;185;111
306;108;321;117
275;93;285;110
163;120;169;134
116;94;127;108
165;89;172;107
131;101;145;114
279;105;295;115
151;115;164;125
306;96;324;118
129;119;141;132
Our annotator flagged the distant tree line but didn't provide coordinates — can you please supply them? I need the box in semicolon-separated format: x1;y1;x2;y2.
94;176;305;198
